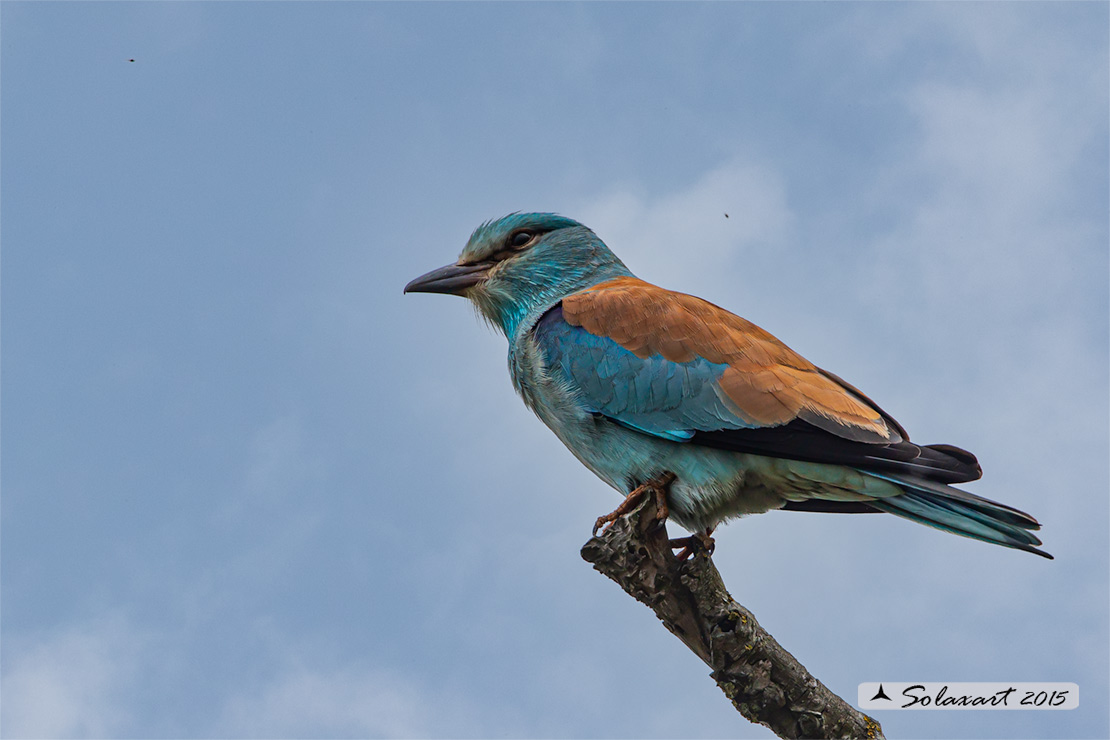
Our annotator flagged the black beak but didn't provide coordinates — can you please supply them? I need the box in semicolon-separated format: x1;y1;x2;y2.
404;262;491;296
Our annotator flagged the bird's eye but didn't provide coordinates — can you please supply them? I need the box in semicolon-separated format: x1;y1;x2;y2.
509;230;535;249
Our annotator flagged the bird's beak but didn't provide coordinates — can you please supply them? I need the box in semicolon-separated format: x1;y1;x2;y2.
403;262;490;296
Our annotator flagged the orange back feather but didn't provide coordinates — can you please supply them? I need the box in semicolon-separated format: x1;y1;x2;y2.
562;277;898;443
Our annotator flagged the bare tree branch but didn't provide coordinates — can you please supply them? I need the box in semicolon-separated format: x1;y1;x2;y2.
580;494;885;740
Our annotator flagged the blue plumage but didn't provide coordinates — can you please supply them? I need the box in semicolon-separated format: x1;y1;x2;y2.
405;213;1051;559
534;306;736;439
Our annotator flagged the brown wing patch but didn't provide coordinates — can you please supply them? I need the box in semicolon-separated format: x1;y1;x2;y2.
562;277;897;443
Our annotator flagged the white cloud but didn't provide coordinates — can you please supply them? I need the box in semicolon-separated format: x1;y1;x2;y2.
576;160;795;301
0;615;488;740
217;662;485;738
862;81;1100;330
852;13;1107;461
1;617;143;738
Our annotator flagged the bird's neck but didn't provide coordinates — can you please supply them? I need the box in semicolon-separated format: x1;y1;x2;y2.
487;261;634;341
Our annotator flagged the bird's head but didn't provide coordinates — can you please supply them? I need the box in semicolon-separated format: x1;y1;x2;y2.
405;213;631;337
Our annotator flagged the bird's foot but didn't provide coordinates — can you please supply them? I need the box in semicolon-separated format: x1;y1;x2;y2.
592;471;676;536
670;529;715;562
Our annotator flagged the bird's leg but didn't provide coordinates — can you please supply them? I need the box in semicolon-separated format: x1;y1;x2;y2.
592;471;676;536
670;528;716;562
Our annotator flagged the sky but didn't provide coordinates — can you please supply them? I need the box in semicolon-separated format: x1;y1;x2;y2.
1;2;1107;739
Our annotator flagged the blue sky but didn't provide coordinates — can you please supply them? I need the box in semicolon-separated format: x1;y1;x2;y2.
2;2;1107;738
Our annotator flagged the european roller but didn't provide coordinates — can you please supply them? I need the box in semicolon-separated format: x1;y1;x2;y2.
405;213;1051;559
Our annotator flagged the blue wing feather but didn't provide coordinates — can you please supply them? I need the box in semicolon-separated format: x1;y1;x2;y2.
533;305;759;440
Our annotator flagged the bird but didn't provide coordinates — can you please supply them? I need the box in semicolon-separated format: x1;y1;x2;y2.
405;213;1051;559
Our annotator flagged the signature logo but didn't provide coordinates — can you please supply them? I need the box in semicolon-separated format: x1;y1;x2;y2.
858;682;1078;710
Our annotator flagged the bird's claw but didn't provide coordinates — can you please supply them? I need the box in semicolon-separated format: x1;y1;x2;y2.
670;530;716;562
592;471;675;536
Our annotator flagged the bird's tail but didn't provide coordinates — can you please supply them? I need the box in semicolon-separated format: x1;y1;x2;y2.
866;472;1053;559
